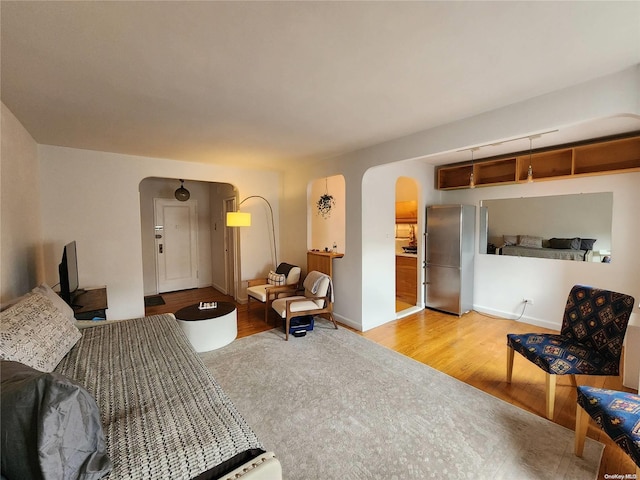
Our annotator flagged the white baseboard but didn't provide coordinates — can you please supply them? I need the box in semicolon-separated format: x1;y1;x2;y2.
396;305;423;320
212;282;227;295
473;305;560;331
333;313;361;331
335;305;561;335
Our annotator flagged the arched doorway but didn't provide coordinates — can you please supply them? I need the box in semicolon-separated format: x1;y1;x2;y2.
139;177;237;298
395;176;419;312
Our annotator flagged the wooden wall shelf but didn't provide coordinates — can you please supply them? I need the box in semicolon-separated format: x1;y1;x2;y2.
438;164;473;190
436;134;640;190
475;158;517;186
573;136;640;175
517;148;573;181
307;251;344;278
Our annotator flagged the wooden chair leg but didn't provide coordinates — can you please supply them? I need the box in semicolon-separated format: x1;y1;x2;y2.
506;347;514;383
285;314;290;341
574;403;590;456
570;374;577;388
546;373;557;420
264;296;271;324
328;312;338;330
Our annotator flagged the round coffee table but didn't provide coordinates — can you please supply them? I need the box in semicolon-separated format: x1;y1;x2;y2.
174;302;237;352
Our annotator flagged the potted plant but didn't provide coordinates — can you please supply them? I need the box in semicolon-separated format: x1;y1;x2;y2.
316;192;335;219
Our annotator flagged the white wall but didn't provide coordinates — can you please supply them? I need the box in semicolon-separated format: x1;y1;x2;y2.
361;161;437;330
279;66;640;332
210;182;236;293
443;172;640;329
309;175;345;253
38;146;281;320
0;103;44;303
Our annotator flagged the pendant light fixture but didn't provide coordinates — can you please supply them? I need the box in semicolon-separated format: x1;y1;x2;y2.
174;179;190;201
469;148;478;189
526;137;534;183
455;129;557;188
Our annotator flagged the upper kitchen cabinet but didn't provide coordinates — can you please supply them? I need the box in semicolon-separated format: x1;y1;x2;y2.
396;200;418;223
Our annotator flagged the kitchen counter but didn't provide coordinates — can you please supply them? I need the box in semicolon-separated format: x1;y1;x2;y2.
395;235;418;257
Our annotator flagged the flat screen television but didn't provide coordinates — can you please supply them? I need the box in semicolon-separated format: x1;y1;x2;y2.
59;241;79;305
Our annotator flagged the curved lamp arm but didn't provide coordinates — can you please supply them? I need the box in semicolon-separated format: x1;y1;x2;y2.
227;195;278;268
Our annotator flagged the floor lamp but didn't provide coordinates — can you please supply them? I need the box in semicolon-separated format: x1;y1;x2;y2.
226;195;278;268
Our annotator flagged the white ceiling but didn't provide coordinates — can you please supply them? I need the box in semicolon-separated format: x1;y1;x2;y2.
2;1;639;170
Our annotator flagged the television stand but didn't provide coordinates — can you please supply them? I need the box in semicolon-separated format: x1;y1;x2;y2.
69;288;87;309
72;287;108;320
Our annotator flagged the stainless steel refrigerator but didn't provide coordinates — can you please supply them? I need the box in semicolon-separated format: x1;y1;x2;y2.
425;205;475;316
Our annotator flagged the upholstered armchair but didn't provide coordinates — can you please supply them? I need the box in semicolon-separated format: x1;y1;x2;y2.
271;271;338;340
506;284;635;419
574;383;640;477
246;263;301;322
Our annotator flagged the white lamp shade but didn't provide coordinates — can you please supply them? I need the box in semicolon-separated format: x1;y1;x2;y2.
226;211;251;227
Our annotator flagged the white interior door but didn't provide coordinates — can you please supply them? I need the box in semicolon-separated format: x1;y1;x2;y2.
154;198;198;293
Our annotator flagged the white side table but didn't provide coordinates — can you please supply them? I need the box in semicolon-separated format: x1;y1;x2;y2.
175;302;237;352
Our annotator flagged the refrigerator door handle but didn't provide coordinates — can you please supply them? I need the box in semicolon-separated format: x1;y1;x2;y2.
426;263;461;269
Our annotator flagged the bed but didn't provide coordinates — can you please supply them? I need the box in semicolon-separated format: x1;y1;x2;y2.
495;235;596;262
499;245;593;262
1;286;282;480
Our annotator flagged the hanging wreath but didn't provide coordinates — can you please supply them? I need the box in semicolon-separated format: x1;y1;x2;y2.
316;178;335;219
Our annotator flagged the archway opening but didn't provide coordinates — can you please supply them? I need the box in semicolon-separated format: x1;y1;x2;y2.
395;176;419;312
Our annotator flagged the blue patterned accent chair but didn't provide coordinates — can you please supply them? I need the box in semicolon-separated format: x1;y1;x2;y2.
506;285;635;419
575;386;640;477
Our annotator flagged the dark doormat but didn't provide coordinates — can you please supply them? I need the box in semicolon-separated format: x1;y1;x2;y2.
144;295;165;307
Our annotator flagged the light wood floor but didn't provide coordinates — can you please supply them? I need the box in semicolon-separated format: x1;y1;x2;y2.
395;298;414;312
146;287;637;479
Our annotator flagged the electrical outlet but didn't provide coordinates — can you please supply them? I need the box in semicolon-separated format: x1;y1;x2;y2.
523;298;534;305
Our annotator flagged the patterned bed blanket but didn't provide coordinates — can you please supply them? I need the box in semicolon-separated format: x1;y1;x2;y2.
55;314;263;479
500;245;591;261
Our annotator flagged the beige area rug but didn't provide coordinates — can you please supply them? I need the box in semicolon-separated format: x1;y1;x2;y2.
200;319;603;480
